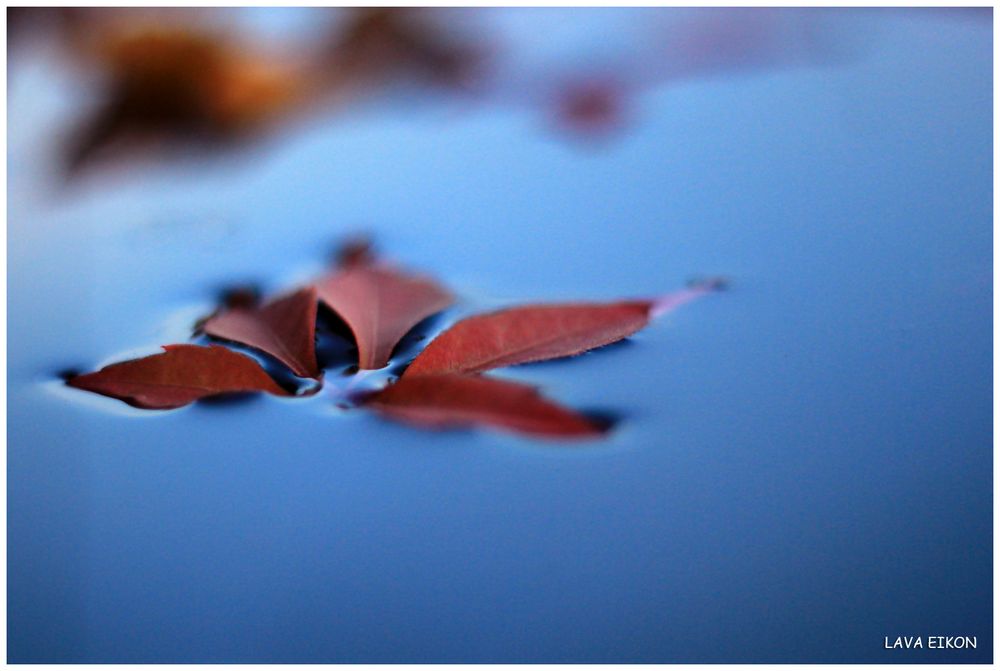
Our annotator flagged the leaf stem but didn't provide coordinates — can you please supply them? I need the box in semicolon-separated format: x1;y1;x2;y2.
650;277;727;318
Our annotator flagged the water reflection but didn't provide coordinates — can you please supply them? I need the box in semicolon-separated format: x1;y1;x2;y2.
9;7;887;181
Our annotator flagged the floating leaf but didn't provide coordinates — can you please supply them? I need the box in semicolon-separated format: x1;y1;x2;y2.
407;285;719;377
66;344;290;409
365;373;606;438
60;232;722;439
316;264;453;370
404;301;649;376
203;286;320;378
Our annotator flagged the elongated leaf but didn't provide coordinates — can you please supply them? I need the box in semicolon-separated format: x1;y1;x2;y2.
67;344;290;409
403;301;648;376
203;286;320;378
316;264;453;370
406;285;718;377
365;373;605;438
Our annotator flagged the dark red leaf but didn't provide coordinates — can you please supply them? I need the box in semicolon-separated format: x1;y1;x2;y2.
316;264;453;370
365;373;606;439
202;285;320;378
406;286;717;377
404;301;649;376
66;344;291;409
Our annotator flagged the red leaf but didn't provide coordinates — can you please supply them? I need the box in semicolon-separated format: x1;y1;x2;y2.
404;301;649;376
66;344;291;409
365;373;606;439
316;264;453;370
202;285;320;378
406;285;719;377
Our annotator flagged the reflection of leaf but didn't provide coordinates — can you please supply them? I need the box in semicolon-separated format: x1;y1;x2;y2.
326;8;482;89
554;79;625;136
65;27;306;175
203;286;320;379
316;263;453;370
8;7;85;45
55;9;487;176
365;373;605;439
67;344;290;409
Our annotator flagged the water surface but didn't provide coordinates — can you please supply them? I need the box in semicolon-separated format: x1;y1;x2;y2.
8;8;992;663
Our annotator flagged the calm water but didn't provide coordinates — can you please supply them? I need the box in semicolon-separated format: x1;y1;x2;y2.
8;9;992;663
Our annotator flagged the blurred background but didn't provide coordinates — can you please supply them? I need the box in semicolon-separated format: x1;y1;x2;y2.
7;7;993;663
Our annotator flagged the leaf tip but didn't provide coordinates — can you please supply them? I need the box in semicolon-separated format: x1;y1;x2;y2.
218;283;263;310
56;367;83;382
579;409;622;434
650;277;727;318
332;234;376;269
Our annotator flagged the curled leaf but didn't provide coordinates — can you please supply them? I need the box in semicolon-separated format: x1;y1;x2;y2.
365;373;606;439
66;344;290;409
202;286;320;378
316;264;453;370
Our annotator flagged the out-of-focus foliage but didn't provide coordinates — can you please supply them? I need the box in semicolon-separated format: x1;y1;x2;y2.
14;7;986;180
64;26;310;174
13;8;486;178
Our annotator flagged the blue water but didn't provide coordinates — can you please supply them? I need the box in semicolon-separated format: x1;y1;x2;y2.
8;9;992;663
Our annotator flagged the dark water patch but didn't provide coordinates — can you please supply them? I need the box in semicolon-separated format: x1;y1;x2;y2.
579;408;623;432
686;275;730;292
216;282;264;309
54;367;83;382
190;283;263;333
388;310;454;366
261;360;317;395
316;302;354;340
316;329;356;371
385;358;412;378
194;391;263;408
328;233;375;268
